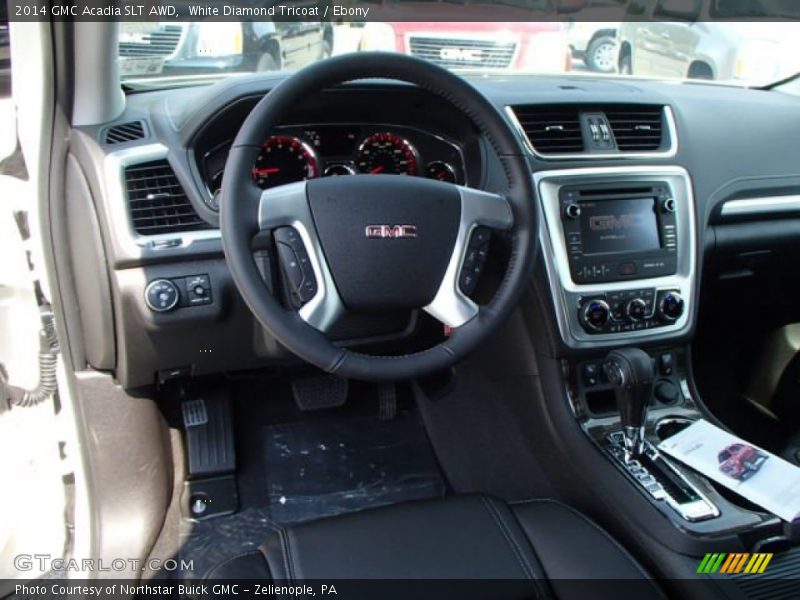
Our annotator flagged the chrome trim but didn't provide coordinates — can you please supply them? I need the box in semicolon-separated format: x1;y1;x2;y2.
424;186;513;328
534;166;696;349
607;434;720;522
103;143;220;262
404;31;521;72
504;105;678;161
257;181;345;332
720;195;800;217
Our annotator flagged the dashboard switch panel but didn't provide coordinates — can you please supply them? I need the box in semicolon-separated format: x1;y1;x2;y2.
145;274;213;313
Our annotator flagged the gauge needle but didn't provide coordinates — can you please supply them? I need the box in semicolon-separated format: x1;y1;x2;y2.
370;166;384;174
253;167;280;175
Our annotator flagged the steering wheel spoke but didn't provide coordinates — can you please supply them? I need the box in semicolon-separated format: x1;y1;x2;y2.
424;187;513;329
259;182;345;332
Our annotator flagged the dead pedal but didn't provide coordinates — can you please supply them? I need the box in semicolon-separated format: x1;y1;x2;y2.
291;374;349;411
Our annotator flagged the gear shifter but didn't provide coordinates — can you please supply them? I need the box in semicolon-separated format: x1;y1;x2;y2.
603;348;655;460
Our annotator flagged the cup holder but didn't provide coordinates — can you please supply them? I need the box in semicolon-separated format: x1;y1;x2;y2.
655;417;694;441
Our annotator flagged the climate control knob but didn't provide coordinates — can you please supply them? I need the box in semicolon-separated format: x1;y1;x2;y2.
145;279;180;313
658;292;684;322
580;299;611;331
625;298;648;322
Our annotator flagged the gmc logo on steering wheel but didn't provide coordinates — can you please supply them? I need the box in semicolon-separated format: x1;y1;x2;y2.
364;225;418;239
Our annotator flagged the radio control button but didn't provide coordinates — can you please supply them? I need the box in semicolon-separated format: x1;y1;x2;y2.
661;197;677;213
564;204;581;219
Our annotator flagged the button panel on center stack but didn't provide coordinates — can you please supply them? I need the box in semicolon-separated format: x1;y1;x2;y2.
578;288;684;334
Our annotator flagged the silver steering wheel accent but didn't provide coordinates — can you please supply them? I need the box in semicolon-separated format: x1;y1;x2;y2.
424;186;513;328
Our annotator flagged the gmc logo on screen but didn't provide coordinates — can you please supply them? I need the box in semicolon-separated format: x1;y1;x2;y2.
365;225;418;239
589;214;644;232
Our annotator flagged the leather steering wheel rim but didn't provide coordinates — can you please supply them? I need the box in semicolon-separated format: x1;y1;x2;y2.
220;52;536;382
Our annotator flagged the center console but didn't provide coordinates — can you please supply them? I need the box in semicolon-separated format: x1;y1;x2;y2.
535;166;695;349
536;166;800;567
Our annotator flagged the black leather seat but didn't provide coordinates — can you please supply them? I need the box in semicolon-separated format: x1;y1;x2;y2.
207;495;663;599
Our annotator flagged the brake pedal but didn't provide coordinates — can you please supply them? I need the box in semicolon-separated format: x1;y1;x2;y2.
291;374;349;411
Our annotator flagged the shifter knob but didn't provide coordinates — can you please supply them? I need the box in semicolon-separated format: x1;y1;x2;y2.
603;348;655;458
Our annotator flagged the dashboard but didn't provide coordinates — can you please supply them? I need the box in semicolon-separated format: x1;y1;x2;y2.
67;73;800;388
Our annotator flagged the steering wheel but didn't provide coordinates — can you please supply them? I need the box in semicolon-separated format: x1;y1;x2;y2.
220;53;536;382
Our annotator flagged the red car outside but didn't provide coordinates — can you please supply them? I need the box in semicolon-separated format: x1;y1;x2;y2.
357;2;574;73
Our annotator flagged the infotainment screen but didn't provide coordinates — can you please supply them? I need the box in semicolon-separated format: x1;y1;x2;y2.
579;198;661;256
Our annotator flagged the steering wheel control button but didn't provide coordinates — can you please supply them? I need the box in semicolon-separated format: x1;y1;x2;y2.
145;279;180;312
275;227;318;307
185;274;213;306
459;227;492;295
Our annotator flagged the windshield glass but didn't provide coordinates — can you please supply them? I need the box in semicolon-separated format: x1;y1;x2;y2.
118;6;800;88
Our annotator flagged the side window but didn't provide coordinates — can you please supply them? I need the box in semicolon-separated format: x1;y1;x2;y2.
654;0;701;20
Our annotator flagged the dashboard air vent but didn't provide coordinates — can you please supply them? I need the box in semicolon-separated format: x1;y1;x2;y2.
605;105;664;151
511;105;585;154
124;160;209;236
104;121;147;144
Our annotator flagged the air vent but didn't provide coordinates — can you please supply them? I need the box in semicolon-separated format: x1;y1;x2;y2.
605;105;664;151
124;160;209;236
104;121;147;145
511;105;585;154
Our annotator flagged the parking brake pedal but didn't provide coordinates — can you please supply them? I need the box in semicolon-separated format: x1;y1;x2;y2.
180;393;238;520
291;374;348;411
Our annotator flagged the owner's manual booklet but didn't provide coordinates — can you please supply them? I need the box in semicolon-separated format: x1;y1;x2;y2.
658;419;800;522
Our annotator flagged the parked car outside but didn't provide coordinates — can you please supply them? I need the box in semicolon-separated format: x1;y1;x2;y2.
617;0;800;84
118;20;333;78
568;22;620;72
718;443;769;481
356;0;582;73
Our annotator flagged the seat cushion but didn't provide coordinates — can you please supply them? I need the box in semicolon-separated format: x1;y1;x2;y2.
207;495;663;599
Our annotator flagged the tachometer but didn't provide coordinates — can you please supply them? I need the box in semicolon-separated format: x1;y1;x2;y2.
252;135;319;189
425;161;458;184
356;132;419;176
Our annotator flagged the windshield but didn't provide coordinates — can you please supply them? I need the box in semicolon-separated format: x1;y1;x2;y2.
118;8;800;89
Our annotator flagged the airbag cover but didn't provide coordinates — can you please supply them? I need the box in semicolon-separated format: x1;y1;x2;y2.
307;175;461;311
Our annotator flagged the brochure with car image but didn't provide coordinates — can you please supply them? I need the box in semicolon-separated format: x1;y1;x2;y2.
658;419;800;522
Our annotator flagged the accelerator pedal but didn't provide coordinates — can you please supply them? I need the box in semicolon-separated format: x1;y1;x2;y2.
378;383;397;421
291;374;349;411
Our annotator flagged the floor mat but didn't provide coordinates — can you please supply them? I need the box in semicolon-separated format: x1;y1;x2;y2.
264;412;446;523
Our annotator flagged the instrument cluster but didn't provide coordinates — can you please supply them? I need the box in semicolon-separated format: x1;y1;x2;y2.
201;123;466;204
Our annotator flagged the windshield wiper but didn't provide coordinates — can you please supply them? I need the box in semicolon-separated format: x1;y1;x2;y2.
761;70;800;90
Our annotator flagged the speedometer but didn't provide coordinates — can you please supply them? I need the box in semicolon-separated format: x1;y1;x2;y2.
252;135;319;189
356;132;419;176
